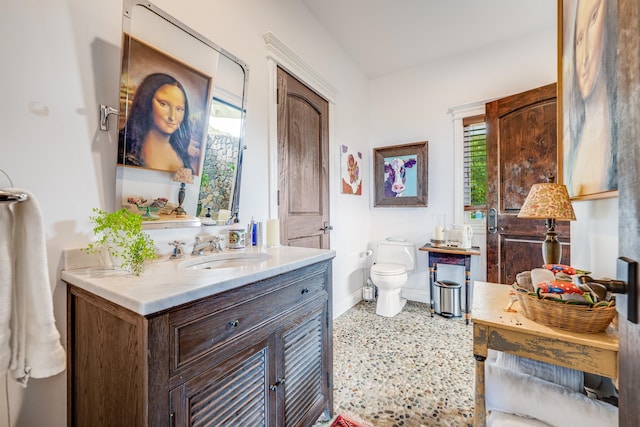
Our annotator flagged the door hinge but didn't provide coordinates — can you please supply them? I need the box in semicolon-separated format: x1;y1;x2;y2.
277;190;280;206
326;372;331;388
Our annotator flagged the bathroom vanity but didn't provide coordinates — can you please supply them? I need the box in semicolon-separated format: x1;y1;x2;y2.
62;246;335;426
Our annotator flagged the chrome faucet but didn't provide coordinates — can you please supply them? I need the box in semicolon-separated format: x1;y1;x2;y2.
191;236;223;255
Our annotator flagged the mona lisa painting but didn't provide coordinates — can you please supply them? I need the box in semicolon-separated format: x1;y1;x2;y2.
560;0;618;199
118;35;212;175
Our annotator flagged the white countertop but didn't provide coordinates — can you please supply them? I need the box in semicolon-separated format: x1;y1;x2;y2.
61;246;335;316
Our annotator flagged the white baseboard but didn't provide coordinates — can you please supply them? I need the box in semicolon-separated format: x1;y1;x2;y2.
333;287;432;319
332;289;363;319
402;287;430;304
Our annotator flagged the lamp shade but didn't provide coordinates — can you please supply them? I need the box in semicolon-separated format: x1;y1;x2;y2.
172;167;194;184
517;183;576;221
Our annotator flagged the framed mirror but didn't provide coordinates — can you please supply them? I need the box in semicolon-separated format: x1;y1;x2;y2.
115;0;248;229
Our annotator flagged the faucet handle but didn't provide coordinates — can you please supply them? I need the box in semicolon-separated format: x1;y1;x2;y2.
211;235;223;251
169;240;186;259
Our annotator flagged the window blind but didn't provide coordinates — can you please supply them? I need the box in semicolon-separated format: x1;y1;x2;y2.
463;115;486;209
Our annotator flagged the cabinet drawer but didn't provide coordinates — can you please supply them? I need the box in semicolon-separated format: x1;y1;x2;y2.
172;265;327;372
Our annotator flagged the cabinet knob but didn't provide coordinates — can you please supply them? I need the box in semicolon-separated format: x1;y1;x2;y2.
229;320;239;327
269;377;285;391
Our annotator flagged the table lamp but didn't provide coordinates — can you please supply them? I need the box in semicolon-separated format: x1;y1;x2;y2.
171;167;194;216
517;183;576;264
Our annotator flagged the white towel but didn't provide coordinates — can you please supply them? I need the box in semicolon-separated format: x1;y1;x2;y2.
0;197;13;373
495;351;583;393
0;188;66;386
530;268;555;288
485;362;618;426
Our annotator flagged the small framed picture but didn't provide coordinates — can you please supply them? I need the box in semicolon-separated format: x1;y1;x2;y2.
373;141;428;207
341;145;363;195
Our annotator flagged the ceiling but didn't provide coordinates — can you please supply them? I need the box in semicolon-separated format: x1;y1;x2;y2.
301;0;557;79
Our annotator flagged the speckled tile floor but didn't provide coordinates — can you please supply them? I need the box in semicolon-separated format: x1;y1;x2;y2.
314;300;474;427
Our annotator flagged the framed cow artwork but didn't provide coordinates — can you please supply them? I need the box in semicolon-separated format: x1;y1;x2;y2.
373;141;428;207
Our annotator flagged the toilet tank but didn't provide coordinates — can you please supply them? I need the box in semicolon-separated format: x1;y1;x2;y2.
375;240;416;272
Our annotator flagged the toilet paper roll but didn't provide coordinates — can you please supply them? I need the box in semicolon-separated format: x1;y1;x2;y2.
266;219;280;247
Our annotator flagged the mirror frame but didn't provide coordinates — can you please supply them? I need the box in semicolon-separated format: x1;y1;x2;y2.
117;0;249;229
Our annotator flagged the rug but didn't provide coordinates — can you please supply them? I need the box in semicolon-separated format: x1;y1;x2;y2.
331;412;376;427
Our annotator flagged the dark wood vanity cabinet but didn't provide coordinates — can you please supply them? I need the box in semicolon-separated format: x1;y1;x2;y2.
67;260;333;427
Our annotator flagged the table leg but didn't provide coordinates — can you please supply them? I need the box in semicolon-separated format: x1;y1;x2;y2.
473;354;487;427
429;264;436;317
465;269;471;325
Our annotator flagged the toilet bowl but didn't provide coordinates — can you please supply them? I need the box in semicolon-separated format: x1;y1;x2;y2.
370;239;416;317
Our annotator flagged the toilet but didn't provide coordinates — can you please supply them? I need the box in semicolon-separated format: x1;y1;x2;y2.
370;239;416;317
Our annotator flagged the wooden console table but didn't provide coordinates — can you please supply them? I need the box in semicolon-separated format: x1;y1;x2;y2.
419;244;481;324
471;281;619;427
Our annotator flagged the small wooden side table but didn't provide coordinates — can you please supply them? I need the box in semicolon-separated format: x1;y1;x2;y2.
419;243;481;324
471;281;619;426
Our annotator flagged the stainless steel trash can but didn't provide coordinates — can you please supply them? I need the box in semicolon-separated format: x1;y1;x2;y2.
435;280;462;318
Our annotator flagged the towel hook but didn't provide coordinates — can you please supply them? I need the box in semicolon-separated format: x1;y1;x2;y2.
0;168;15;187
99;104;120;131
0;168;28;203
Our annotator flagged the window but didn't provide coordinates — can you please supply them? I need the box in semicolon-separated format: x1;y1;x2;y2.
463;115;486;214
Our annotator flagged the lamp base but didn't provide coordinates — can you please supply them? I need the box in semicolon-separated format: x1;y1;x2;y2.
172;205;187;216
542;231;561;265
172;183;187;216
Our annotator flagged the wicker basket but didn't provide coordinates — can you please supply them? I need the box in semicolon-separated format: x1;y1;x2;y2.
514;286;617;333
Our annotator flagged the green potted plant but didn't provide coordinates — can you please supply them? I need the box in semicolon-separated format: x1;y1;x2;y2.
85;208;156;276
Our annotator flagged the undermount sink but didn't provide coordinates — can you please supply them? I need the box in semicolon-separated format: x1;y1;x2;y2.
179;252;272;270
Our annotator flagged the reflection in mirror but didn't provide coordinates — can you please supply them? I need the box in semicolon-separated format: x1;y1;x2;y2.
197;98;243;219
115;0;248;229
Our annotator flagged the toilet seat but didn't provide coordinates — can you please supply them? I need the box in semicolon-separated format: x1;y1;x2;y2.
371;263;406;275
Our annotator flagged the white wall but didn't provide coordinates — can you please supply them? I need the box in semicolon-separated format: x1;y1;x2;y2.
571;197;619;278
1;0;369;425
367;27;558;300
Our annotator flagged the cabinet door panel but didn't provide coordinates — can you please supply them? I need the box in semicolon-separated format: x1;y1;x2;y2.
282;301;328;427
170;334;276;427
68;288;146;427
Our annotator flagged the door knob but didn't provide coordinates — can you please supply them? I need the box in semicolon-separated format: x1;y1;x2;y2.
320;222;333;233
615;257;638;323
487;208;498;234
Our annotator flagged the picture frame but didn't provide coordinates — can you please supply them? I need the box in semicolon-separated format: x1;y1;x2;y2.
558;0;618;200
340;144;363;195
117;34;212;175
373;141;428;207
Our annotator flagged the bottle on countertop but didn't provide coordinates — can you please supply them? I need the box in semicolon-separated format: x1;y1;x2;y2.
247;217;258;246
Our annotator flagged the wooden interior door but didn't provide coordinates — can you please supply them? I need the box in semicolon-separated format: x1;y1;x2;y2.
277;67;330;249
616;1;640;423
486;83;570;284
